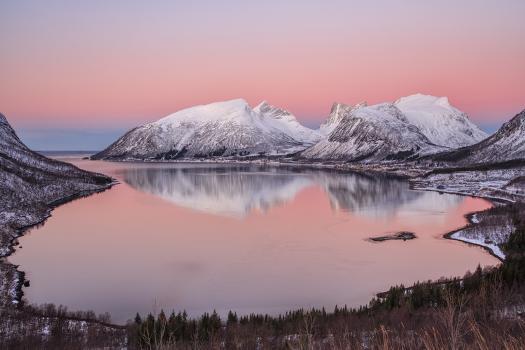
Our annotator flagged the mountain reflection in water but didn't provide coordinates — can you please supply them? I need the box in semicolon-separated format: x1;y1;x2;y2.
121;165;459;218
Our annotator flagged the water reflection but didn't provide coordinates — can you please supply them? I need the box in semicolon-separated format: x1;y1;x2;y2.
10;160;495;324
122;165;455;218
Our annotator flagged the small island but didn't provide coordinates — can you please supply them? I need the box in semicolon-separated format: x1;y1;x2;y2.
369;231;417;242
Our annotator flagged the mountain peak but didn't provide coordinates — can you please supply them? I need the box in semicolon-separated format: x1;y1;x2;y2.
202;98;250;110
320;102;368;136
0;113;7;125
395;93;452;110
253;100;292;117
329;102;351;114
155;98;252;126
393;93;487;148
499;108;525;133
254;100;270;110
304;102;442;162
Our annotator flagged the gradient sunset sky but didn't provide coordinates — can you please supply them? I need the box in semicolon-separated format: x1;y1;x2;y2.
1;0;524;150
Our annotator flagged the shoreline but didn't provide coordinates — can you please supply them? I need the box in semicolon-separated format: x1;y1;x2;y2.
3;158;520;327
410;184;509;262
443;211;505;263
409;182;519;261
2;182;117;308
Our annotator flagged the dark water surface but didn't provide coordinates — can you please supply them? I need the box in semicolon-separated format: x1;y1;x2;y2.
10;158;498;324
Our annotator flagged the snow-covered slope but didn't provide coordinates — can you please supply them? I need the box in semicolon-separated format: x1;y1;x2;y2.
0;113;112;249
254;101;321;144
0;113;109;191
303;103;445;162
1;113;112;307
432;109;525;164
93;99;319;160
394;94;488;148
318;102;369;136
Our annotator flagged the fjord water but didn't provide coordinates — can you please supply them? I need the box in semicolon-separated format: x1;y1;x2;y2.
10;158;498;324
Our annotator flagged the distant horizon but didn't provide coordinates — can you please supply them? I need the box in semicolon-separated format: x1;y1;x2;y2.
17;114;508;152
2;0;524;149
10;93;520;151
7;92;521;151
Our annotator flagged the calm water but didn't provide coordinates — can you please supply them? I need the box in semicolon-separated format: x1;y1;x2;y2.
10;158;498;324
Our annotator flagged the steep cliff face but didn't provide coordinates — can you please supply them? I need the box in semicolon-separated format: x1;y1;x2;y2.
318;102;365;136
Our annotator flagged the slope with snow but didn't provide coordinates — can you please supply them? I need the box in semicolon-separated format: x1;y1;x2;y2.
0;113;112;307
303;103;445;162
254;101;321;144
394;94;488;148
0;113;112;254
93;99;320;160
432;109;525;165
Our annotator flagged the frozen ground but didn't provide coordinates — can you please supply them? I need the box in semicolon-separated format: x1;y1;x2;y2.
411;167;525;203
411;166;525;260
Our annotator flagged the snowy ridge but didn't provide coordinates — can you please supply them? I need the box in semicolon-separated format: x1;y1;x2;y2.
303;103;446;162
93;99;319;160
253;101;321;145
432;109;525;164
394;94;488;148
0;113;112;252
0;113;112;307
319;102;367;136
94;94;490;162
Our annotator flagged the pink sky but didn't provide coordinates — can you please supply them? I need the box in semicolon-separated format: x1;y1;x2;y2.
1;1;524;130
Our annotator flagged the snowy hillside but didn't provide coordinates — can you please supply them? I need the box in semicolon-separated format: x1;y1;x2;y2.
432;109;525;164
303;103;445;162
394;94;487;148
93;99;320;160
0;113;112;307
0;113;112;255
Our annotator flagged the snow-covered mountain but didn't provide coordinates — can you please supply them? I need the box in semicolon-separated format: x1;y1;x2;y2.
302;103;445;162
93;94;489;163
303;94;487;162
432;109;525;164
93;99;320;160
394;94;487;148
319;102;365;136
